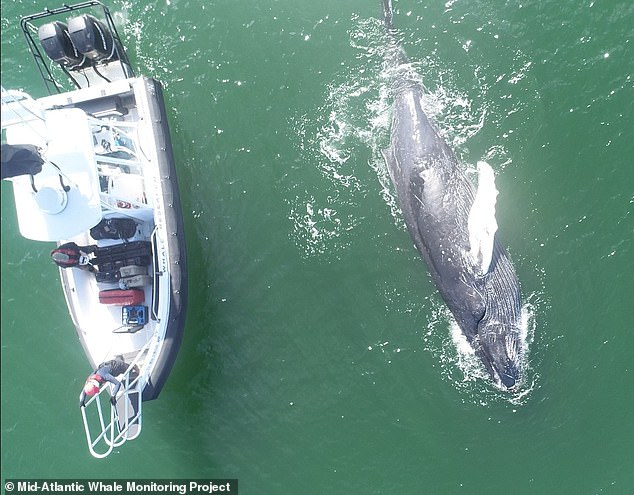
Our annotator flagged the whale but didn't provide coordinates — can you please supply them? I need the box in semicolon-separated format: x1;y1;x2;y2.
380;0;523;389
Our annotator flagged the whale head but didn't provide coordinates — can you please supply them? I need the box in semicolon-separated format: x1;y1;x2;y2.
476;321;522;390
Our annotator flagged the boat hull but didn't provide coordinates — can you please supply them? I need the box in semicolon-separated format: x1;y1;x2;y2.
139;78;187;401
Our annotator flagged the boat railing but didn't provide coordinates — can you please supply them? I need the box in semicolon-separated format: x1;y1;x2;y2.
150;226;161;322
1;89;49;149
97;155;141;171
1;89;45;127
79;340;156;458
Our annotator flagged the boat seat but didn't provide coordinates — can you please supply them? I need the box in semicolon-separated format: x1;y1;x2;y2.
78;94;129;118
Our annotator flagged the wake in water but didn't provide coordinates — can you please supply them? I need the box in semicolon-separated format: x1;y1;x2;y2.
286;18;390;258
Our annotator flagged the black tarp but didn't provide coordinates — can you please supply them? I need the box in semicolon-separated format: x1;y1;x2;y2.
1;144;44;179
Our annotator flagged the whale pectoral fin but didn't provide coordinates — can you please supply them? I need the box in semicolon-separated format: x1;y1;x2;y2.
467;161;499;275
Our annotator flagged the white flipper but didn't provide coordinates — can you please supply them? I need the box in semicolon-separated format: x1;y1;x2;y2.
467;161;499;275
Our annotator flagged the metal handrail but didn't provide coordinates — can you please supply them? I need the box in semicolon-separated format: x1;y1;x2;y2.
79;338;156;457
80;380;121;458
110;372;143;447
150;226;161;322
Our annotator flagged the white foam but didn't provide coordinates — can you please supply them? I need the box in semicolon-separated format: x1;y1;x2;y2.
287;195;353;258
448;319;489;384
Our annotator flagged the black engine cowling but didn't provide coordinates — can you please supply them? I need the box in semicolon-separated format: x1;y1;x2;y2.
38;21;87;68
67;14;118;62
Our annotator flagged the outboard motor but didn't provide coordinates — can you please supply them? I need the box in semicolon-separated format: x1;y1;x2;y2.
67;14;118;62
38;21;87;69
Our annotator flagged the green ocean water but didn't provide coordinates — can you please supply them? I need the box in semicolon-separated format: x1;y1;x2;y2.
1;0;633;493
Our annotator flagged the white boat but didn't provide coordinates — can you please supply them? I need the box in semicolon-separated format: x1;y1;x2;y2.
1;1;188;458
